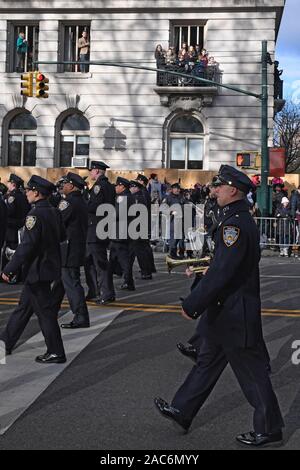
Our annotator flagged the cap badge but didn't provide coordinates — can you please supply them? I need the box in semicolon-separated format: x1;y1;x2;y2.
25;216;37;231
223;226;240;247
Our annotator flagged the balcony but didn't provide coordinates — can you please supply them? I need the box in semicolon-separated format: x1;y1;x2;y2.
154;65;221;109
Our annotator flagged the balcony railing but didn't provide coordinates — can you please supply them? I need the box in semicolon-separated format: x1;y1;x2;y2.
156;64;222;87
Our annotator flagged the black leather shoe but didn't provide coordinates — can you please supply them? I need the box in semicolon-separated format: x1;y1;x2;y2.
85;294;97;301
236;430;283;447
96;297;116;305
35;353;67;364
177;342;197;363
61;321;90;329
6;348;12;355
120;283;135;291
154;397;190;433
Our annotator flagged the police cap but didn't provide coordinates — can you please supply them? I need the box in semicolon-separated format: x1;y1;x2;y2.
64;172;86;190
171;182;181;189
116;176;130;188
26;175;56;196
130;180;143;189
137;174;149;185
90;161;110;171
8;173;24;188
212;165;254;194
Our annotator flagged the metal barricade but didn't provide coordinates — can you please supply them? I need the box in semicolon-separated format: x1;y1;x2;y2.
254;217;300;248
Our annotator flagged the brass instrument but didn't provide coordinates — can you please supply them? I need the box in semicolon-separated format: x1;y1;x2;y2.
166;255;210;274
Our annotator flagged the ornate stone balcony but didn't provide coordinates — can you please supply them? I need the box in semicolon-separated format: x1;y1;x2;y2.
154;65;221;110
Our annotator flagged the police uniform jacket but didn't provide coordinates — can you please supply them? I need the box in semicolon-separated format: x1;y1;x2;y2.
0;198;7;249
58;192;88;267
5;189;30;245
3;199;65;284
130;189;151;240
87;175;115;243
182;199;263;349
112;189;134;243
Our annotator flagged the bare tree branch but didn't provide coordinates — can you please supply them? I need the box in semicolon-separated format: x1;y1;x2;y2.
274;101;300;173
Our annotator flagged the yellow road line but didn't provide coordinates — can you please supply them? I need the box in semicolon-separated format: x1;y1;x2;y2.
1;299;300;318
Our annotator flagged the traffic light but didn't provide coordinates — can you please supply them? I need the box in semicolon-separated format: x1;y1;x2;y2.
20;72;33;97
35;72;49;98
236;152;251;167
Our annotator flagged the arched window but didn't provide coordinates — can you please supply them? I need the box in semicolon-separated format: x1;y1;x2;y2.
8;111;37;166
168;115;204;169
58;112;90;167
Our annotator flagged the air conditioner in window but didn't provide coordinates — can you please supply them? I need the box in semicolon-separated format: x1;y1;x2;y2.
71;157;89;168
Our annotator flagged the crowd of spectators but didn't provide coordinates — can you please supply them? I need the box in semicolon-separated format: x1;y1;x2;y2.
154;43;219;84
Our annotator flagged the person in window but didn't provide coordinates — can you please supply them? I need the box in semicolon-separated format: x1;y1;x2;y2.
78;31;90;73
194;48;209;78
16;32;28;73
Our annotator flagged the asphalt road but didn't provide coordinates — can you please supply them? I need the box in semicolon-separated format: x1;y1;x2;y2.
0;253;299;450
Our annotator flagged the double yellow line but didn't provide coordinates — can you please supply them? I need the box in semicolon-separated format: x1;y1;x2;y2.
1;298;300;318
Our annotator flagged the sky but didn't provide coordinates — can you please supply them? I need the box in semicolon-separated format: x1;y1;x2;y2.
276;0;300;101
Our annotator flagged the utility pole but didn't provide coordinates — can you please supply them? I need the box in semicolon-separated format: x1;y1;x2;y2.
260;40;270;216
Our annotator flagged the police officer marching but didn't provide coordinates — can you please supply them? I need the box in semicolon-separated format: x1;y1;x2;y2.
155;164;284;448
136;174;156;276
51;172;90;329
3;174;30;270
106;177;135;302
129;179;154;280
0;175;66;364
162;182;186;259
84;161;115;303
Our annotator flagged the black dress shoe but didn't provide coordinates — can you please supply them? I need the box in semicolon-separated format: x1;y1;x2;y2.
61;321;90;329
177;342;197;363
85;294;97;301
236;430;283;447
6;348;12;355
35;353;67;364
96;297;116;305
154;397;190;433
120;283;135;291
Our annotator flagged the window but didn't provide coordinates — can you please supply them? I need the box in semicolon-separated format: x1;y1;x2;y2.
58;23;90;72
58;112;90;167
169;115;204;170
172;23;205;53
8;112;37;166
7;23;39;73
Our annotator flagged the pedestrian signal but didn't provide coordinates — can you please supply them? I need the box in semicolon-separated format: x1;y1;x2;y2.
236;153;251;167
20;72;33;97
35;72;49;98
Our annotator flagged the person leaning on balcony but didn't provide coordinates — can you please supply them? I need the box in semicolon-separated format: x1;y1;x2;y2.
154;44;166;68
165;47;177;66
78;31;90;73
16;32;28;73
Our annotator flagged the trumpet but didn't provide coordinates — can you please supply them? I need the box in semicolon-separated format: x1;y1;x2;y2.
166;255;210;274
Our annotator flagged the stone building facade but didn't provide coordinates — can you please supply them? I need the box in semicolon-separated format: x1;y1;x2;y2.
0;0;285;172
